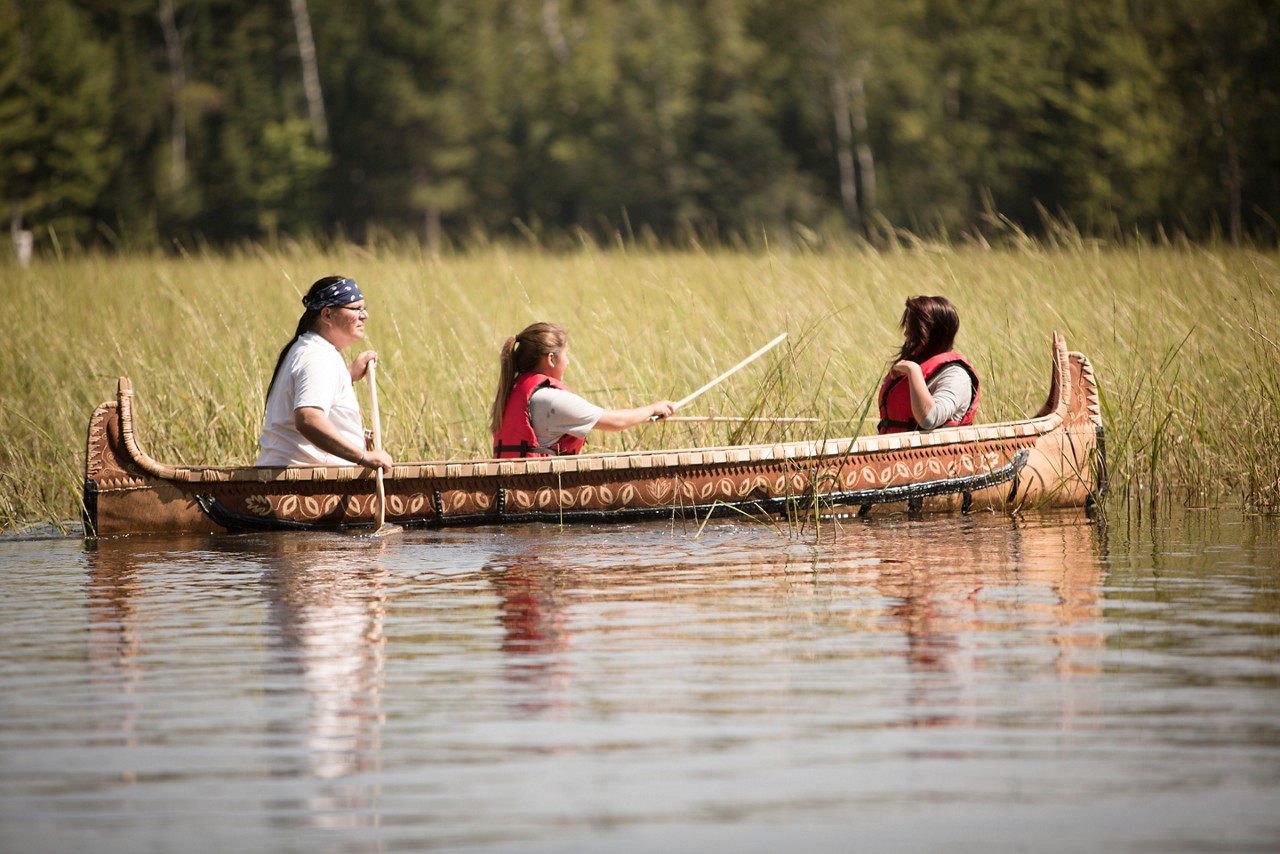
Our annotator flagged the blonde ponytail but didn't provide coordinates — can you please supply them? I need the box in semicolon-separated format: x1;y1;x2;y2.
488;323;569;435
489;336;519;435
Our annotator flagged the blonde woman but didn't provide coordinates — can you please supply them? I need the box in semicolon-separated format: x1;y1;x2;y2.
490;322;674;458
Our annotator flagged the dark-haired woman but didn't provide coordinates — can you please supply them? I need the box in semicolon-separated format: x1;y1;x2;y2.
256;276;394;472
490;322;675;458
877;295;980;434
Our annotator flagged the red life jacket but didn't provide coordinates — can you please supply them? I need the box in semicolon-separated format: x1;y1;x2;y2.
493;372;587;458
877;351;980;434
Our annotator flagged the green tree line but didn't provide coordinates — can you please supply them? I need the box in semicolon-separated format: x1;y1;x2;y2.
2;0;1277;252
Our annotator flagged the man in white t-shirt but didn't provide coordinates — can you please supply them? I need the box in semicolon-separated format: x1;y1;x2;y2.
256;276;394;472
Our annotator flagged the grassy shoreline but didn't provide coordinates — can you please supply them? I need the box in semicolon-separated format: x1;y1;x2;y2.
3;242;1277;531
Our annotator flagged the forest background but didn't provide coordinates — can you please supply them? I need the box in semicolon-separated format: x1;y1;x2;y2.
3;0;1278;252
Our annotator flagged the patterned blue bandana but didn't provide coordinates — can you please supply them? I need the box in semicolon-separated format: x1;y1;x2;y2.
303;278;364;310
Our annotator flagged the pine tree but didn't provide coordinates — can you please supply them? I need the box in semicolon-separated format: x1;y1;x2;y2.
0;0;118;245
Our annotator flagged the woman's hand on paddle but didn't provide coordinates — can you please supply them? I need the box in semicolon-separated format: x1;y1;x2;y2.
648;400;676;421
361;448;394;474
597;400;677;431
350;350;378;382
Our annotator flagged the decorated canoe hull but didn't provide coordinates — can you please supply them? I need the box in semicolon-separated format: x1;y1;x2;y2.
82;333;1105;537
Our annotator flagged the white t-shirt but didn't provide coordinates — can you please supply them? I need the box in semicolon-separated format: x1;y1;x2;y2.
256;332;364;466
528;386;604;449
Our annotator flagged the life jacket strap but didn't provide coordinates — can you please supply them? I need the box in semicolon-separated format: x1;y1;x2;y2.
492;440;563;458
877;418;917;433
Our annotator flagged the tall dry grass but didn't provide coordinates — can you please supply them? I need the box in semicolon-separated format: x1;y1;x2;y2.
2;238;1277;531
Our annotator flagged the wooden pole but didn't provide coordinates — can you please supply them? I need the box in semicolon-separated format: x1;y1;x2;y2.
667;332;788;414
658;415;819;424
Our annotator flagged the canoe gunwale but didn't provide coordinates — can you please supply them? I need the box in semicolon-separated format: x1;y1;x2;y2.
103;394;1067;487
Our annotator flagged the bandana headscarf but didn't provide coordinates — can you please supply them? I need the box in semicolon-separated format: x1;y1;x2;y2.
303;277;364;310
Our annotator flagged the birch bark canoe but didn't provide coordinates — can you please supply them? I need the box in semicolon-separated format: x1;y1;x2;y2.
82;333;1105;537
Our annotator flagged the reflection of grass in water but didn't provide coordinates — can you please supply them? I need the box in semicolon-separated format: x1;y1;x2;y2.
2;240;1278;530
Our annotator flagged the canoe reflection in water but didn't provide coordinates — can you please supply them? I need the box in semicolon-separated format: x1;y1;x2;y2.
259;536;388;800
475;514;1105;732
80;512;1106;837
85;541;146;784
85;534;389;829
487;556;576;718
853;515;1105;729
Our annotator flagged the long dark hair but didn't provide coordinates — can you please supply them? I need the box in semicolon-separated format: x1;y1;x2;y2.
265;275;348;405
488;322;568;434
896;295;960;362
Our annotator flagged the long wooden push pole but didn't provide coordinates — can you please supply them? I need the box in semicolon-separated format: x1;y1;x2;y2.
669;332;788;413
365;360;401;537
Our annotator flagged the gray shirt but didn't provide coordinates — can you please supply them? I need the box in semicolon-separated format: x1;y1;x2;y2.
918;364;974;430
528;387;605;449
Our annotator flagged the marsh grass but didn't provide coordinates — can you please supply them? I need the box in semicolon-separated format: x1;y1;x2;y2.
2;240;1277;531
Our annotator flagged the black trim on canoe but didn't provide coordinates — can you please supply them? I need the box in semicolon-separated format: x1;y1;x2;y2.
194;451;1030;533
1094;424;1107;500
82;479;99;538
1085;423;1107;518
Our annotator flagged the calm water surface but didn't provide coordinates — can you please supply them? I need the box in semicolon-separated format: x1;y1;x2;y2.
1;509;1278;853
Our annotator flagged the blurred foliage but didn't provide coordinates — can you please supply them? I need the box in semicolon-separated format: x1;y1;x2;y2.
1;0;1277;252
